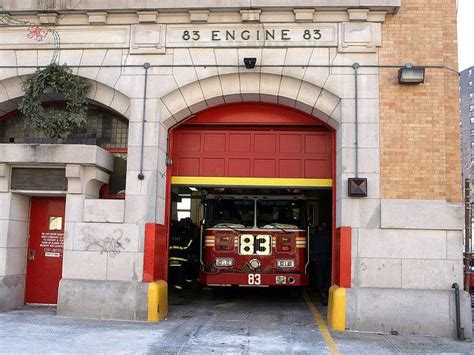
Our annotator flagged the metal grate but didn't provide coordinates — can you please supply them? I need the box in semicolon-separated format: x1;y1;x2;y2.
11;168;67;191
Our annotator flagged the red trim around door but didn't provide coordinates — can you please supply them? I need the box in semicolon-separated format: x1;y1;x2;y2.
143;103;337;284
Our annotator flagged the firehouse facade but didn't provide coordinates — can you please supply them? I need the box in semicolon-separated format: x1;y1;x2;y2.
0;0;471;339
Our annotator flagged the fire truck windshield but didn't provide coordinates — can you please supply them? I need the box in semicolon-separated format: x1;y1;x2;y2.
257;200;306;230
206;199;254;228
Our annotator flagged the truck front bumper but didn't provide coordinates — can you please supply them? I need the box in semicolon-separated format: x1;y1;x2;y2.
199;271;309;287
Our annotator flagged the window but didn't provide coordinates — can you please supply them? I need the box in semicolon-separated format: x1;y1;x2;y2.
177;194;192;221
471;142;474;148
48;216;63;231
470;130;474;136
257;199;307;229
0;106;128;148
470;105;474;112
470;117;474;124
1;105;129;200
469;69;473;77
206;198;255;228
101;151;127;198
470;93;474;99
470;81;473;88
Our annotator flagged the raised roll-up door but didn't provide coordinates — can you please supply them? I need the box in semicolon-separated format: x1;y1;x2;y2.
170;103;334;188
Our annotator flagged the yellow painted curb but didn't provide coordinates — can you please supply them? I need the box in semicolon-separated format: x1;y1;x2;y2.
328;285;346;331
148;280;168;322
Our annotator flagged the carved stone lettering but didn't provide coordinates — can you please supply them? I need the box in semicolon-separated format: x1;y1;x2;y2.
166;24;338;48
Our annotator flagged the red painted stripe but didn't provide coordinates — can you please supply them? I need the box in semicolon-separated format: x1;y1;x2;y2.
333;227;352;288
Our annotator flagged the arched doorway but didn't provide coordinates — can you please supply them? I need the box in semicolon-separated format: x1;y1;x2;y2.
0;102;129;305
165;102;335;298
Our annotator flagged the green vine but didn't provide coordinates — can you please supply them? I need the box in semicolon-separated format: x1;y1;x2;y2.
19;63;91;138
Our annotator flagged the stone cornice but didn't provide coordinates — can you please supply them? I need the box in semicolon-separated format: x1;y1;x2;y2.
1;0;401;14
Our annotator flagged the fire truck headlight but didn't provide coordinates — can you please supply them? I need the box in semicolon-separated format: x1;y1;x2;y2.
249;259;260;269
276;259;295;268
215;258;234;267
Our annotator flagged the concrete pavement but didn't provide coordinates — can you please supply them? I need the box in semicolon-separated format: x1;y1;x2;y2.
0;288;472;354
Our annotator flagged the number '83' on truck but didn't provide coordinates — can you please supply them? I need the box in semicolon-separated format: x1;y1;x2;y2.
199;193;309;287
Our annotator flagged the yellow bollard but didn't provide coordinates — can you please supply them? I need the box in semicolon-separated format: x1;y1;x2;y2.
328;285;336;326
328;285;346;331
148;280;168;322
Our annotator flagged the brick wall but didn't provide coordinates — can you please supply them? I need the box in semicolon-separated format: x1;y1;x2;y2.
379;0;461;202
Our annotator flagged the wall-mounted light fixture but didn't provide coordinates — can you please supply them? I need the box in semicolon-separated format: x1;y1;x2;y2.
398;63;425;84
348;177;368;197
244;57;257;69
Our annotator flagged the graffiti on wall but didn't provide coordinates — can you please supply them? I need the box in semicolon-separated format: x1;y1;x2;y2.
81;227;131;257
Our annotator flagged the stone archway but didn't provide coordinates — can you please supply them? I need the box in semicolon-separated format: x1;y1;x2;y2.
160;72;342;130
0;75;131;120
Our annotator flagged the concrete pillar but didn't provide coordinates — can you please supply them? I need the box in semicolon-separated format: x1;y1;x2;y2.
0;181;30;311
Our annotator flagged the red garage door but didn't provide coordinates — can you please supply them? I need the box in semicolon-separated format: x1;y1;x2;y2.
170;103;334;188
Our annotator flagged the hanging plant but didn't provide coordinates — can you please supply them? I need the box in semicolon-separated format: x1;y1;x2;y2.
19;63;91;138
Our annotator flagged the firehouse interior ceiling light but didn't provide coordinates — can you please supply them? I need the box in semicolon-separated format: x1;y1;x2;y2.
398;64;425;84
244;57;257;69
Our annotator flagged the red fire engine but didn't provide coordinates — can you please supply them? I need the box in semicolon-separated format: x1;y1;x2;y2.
199;192;310;287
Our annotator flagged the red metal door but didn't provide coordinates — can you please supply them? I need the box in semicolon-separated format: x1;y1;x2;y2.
170;103;334;183
172;127;332;179
25;198;66;304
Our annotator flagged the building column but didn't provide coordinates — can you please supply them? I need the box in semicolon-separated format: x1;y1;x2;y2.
0;164;30;311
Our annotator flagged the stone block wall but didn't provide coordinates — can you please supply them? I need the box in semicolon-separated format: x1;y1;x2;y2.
0;192;29;310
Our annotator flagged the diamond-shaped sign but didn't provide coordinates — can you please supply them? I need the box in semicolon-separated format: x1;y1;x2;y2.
348;178;368;197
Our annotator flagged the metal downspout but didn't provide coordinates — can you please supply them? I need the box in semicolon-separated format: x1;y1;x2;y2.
452;283;465;340
138;62;150;180
353;63;360;178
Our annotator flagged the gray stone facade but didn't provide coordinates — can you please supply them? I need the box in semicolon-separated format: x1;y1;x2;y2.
0;0;470;339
